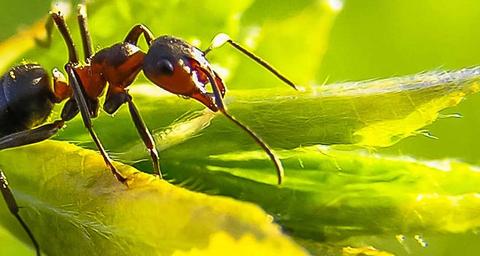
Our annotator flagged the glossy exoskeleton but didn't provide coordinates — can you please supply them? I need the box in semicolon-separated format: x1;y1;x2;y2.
50;4;297;186
0;64;69;256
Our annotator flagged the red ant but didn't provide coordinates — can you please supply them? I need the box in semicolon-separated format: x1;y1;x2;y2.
0;3;297;255
49;3;297;185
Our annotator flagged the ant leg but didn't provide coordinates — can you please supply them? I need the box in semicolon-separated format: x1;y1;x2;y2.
0;170;40;256
124;24;155;46
126;96;162;178
50;10;126;183
0;120;64;150
65;65;127;183
203;33;297;90
103;90;161;178
199;66;284;184
0;120;65;256
77;3;93;61
51;12;79;64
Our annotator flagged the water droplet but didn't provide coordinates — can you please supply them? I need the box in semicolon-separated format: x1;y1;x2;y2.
396;234;406;243
327;0;344;11
418;130;438;140
414;234;429;248
439;113;463;119
298;158;305;168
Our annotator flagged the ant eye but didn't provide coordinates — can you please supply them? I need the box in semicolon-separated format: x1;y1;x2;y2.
157;59;174;75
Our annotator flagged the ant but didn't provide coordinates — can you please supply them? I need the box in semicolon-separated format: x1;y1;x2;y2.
0;3;297;255
48;3;298;185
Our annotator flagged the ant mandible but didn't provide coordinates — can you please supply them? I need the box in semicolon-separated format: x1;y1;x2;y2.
50;4;297;185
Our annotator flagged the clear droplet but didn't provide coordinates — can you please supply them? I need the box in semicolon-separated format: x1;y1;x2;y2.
418;130;439;140
438;113;463;119
414;234;429;248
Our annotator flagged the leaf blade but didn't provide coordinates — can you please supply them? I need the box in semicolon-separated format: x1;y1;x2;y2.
0;141;308;256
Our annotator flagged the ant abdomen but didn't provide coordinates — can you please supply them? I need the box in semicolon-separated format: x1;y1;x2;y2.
0;64;55;135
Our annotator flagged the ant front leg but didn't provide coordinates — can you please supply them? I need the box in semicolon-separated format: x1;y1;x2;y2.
126;97;162;178
104;89;162;178
204;33;298;90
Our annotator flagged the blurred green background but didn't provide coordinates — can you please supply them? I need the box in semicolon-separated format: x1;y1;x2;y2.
0;0;479;255
317;0;480;166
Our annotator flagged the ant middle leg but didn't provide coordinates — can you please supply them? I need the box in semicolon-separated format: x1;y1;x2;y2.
34;1;70;49
39;2;93;62
51;12;79;64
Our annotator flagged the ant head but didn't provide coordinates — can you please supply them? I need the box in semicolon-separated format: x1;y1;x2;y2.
143;36;225;111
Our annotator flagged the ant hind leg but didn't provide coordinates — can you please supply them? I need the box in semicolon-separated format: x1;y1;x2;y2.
0;170;40;256
0;119;66;256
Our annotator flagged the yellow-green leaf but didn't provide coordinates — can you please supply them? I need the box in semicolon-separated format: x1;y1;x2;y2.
57;67;480;160
0;141;308;256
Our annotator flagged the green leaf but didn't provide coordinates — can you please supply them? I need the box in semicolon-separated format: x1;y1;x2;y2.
51;68;480;249
0;226;32;256
132;146;480;242
50;63;480;249
2;1;480;255
0;141;308;256
57;67;480;157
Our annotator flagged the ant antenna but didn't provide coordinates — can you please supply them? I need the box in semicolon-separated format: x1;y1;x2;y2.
200;66;284;184
220;109;284;184
204;33;298;90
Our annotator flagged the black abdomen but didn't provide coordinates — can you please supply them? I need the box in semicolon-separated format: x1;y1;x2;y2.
0;64;54;136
